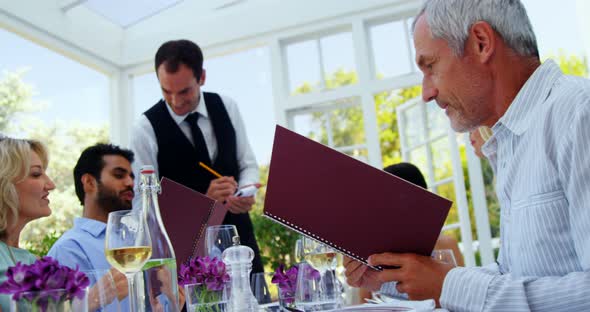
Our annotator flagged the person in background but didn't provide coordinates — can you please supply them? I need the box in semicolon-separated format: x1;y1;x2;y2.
48;143;132;311
0;137;55;311
130;39;263;273
345;0;590;310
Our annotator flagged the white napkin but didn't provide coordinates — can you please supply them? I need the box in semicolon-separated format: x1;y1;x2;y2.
369;292;451;312
329;299;439;312
379;297;436;312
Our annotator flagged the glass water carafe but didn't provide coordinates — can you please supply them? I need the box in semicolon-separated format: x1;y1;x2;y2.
138;165;180;311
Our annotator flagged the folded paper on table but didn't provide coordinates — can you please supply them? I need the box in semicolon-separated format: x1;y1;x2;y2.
158;177;227;268
327;304;415;312
328;299;442;312
263;125;452;269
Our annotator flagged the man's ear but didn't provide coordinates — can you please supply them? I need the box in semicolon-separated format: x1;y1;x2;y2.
467;21;496;63
81;173;97;194
199;69;206;86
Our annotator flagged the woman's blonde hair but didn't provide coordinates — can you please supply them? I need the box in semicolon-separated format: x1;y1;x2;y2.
0;137;49;237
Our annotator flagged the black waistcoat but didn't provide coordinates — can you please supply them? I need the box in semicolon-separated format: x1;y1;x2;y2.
144;92;263;273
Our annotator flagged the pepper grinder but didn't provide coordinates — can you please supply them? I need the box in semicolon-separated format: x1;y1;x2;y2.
222;236;259;312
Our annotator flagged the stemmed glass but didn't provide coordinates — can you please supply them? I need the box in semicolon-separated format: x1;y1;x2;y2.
301;237;337;276
301;237;340;308
82;268;122;312
294;262;323;311
206;225;239;259
294;239;304;263
105;210;152;312
250;272;279;311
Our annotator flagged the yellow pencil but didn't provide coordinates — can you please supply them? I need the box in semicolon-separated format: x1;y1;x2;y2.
199;162;223;178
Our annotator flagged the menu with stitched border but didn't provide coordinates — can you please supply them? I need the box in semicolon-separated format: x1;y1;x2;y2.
158;178;227;268
263;125;452;269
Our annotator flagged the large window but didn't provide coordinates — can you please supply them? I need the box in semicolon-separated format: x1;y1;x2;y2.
290;97;368;162
205;47;274;165
133;71;161;118
286;30;357;94
369;18;416;78
0;27;110;255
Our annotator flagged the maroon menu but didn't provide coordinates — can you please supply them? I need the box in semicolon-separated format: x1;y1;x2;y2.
263;125;452;268
158;178;227;268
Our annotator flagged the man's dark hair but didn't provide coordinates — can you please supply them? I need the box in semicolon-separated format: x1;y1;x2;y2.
383;162;428;189
155;39;204;80
73;143;134;205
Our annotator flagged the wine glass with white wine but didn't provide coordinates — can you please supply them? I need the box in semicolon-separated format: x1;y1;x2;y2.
301;236;340;309
105;210;152;312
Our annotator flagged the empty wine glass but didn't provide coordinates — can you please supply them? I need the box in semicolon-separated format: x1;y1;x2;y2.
431;249;458;267
206;225;239;259
105;210;152;312
82;268;122;312
250;272;280;311
294;262;322;311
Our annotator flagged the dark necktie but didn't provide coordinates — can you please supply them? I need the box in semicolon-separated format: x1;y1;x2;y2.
185;112;211;165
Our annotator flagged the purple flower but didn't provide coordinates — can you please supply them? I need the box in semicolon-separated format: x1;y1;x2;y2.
303;265;321;281
271;263;321;304
0;257;90;312
178;256;230;292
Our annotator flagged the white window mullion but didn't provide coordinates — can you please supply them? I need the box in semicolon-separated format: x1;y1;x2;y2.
270;39;289;127
110;70;133;147
325;112;334;147
465;133;495;265
353;20;382;167
316;38;327;91
421;102;436;189
447;128;476;267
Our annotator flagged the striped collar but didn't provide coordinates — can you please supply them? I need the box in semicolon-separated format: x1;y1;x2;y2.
494;60;562;136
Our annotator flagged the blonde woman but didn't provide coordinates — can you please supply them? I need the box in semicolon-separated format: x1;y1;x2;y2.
0;137;55;311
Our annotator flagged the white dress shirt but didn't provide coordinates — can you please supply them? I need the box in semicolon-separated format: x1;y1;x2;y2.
435;60;590;311
130;91;259;190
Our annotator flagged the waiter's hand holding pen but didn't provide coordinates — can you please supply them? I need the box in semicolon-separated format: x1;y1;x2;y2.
199;162;237;199
199;162;256;214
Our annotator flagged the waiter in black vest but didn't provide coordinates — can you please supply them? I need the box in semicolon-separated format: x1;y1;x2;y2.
130;39;263;274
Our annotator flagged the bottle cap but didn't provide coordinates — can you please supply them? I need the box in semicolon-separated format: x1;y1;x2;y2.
141;165;155;174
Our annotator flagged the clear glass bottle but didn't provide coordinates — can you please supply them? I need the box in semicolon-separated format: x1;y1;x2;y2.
222;236;259;312
138;165;180;311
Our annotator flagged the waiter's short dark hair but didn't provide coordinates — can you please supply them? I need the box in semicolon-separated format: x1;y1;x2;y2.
155;39;204;80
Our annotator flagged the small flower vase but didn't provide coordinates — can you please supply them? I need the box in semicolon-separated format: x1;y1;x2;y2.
184;283;228;312
10;288;88;312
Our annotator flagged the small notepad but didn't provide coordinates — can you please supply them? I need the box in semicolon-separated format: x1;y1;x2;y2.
263;126;452;269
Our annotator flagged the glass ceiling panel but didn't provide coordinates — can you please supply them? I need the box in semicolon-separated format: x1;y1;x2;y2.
83;0;184;28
